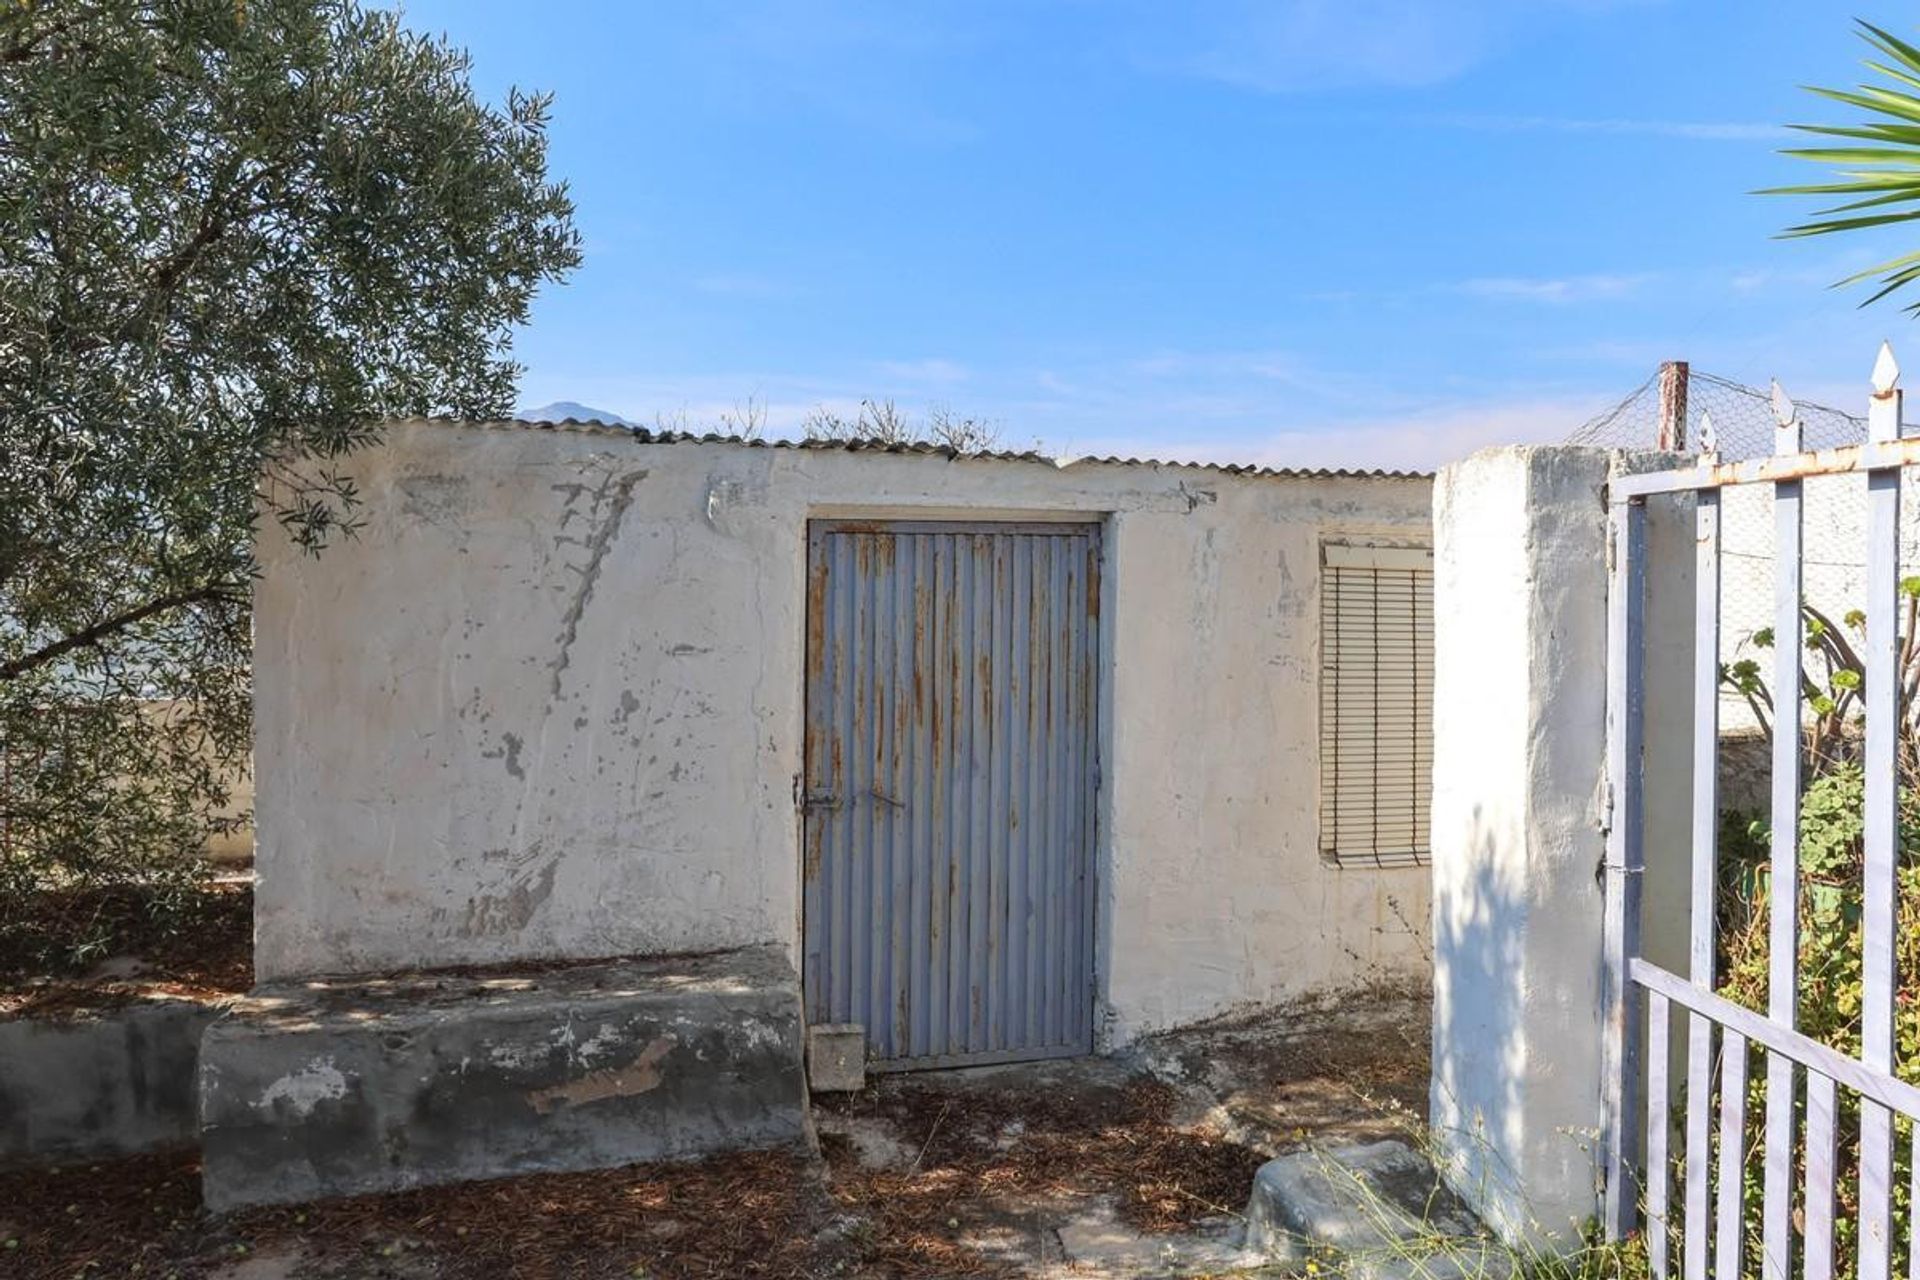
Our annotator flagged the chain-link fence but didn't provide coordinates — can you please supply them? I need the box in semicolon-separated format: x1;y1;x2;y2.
1570;366;1871;460
1569;365;1918;809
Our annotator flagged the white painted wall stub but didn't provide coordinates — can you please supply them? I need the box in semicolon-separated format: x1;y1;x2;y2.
1429;445;1692;1248
254;421;1434;1043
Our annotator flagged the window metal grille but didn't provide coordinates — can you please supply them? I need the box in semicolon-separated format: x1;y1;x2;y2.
1318;542;1434;869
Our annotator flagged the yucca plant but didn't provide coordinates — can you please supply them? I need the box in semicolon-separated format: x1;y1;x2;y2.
1766;21;1920;312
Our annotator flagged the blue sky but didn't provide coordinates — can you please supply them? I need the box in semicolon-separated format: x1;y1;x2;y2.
397;1;1917;468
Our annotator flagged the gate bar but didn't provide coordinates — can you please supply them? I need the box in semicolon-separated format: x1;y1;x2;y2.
1910;1122;1920;1280
1807;1074;1839;1280
1717;1030;1749;1280
1683;480;1720;1280
1761;389;1804;1280
1862;342;1904;1280
1602;496;1648;1241
1647;992;1673;1278
1633;959;1920;1118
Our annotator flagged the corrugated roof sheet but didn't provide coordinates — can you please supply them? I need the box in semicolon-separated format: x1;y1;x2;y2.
398;415;1429;481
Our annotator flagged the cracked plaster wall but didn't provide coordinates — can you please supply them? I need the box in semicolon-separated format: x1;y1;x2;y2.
254;422;1434;1040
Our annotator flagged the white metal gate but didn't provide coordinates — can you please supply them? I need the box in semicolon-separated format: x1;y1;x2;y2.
1603;346;1920;1278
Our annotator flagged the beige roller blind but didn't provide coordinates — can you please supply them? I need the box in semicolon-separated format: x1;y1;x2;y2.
1318;542;1434;869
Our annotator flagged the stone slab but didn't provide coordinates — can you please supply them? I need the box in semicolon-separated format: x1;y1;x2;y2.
1244;1140;1511;1278
1054;1198;1261;1277
0;998;226;1167
198;945;811;1210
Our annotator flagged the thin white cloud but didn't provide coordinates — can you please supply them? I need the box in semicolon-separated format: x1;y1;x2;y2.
1127;348;1353;399
1531;338;1676;365
1457;273;1651;303
1123;0;1663;94
526;350;1623;474
1080;394;1615;473
692;272;793;299
876;358;971;384
1130;348;1305;381
1169;2;1493;92
1429;113;1789;142
1257;396;1612;470
664;6;986;145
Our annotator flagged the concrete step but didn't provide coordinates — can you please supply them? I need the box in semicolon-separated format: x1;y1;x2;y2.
1243;1140;1514;1279
198;945;811;1210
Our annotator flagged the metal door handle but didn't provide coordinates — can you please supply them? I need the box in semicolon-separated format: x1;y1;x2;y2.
869;787;905;810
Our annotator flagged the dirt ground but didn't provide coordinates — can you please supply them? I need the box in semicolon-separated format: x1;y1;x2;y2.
0;985;1429;1280
0;881;253;1021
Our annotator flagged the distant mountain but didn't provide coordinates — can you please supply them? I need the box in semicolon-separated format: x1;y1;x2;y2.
516;400;634;426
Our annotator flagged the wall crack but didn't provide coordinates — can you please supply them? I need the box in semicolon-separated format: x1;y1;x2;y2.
550;468;648;699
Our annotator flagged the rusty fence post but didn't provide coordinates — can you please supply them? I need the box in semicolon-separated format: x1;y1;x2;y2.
1657;361;1690;453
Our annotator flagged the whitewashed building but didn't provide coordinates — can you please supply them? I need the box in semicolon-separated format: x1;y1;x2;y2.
251;418;1436;1063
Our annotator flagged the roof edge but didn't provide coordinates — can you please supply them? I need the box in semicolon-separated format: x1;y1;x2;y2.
380;415;1432;482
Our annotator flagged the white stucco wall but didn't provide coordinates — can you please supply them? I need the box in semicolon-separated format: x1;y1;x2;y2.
254;420;1433;1043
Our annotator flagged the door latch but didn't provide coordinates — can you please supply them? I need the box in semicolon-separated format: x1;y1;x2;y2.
801;789;842;813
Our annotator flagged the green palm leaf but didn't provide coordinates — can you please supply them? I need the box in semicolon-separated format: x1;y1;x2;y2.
1791;120;1920;144
1783;210;1920;239
1774;20;1920;310
1803;85;1920;126
1859;21;1920;74
1803;187;1920;217
1758;174;1920;195
1862;59;1920;95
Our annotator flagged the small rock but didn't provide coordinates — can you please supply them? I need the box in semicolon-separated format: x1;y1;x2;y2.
84;955;155;982
1243;1140;1514;1280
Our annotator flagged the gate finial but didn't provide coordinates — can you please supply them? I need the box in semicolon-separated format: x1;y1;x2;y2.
1872;340;1900;393
1870;341;1903;443
1698;410;1717;458
1771;379;1803;454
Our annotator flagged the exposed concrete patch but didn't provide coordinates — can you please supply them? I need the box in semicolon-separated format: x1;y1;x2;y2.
256;1057;349;1118
198;946;810;1211
204;1244;310;1280
1052;1198;1258;1278
524;1034;673;1114
812;1111;916;1170
499;732;525;779
0;998;228;1167
458;855;559;937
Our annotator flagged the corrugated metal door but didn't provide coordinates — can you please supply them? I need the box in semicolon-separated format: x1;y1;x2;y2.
803;520;1100;1070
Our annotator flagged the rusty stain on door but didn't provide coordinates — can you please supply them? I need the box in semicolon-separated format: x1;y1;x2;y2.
802;520;1101;1069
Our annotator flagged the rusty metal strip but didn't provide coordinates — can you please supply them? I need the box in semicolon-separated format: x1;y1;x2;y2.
1608;435;1920;500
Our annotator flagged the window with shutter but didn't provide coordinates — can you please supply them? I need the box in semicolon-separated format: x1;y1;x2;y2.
1318;541;1434;869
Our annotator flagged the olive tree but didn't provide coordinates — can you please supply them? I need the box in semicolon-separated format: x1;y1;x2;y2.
0;0;579;966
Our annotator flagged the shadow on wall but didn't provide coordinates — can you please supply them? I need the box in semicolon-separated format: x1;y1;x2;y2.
1428;802;1620;1251
1429;801;1534;1237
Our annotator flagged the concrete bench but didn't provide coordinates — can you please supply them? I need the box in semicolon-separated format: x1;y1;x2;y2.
198;945;810;1210
1;998;227;1167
